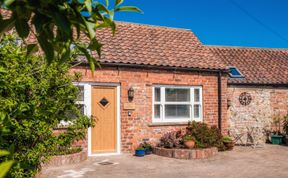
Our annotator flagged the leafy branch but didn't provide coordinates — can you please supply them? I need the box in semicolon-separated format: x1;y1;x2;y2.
0;0;142;71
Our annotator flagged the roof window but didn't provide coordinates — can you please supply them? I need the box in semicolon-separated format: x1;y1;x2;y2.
229;67;243;78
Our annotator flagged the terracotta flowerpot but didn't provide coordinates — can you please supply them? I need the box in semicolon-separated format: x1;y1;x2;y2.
224;142;235;151
184;140;195;149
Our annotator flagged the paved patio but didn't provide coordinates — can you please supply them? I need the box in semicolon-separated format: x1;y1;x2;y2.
42;144;288;178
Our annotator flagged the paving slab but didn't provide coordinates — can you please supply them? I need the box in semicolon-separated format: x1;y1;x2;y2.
42;144;288;178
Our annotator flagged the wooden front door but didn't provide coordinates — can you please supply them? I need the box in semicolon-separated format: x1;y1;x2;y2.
91;86;117;153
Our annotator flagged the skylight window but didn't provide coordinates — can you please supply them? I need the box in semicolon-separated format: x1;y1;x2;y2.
229;67;243;78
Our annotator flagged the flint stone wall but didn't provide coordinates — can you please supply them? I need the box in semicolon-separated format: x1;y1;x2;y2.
228;86;288;144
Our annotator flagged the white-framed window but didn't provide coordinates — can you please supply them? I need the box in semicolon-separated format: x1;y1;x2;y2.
152;85;203;122
58;84;87;127
75;85;85;115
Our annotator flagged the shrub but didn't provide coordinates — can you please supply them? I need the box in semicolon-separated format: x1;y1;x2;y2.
183;135;195;142
272;115;283;135
158;130;183;148
186;121;223;149
52;147;82;156
283;115;288;135
135;147;145;151
158;122;224;150
140;142;152;150
222;136;233;143
0;35;92;177
0;150;14;178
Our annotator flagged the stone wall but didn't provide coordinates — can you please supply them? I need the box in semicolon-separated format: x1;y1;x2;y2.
71;66;228;152
227;85;288;144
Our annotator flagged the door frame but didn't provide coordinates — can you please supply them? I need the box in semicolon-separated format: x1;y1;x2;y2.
74;82;121;157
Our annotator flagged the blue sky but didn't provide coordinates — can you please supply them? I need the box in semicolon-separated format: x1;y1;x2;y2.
113;0;288;48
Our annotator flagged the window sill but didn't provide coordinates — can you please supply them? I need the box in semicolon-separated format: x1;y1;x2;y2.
148;122;188;127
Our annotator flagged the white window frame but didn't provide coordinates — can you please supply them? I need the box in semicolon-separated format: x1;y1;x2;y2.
58;83;88;127
152;85;203;123
75;84;86;110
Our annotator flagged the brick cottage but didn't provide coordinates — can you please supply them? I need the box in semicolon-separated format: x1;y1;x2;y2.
69;22;288;155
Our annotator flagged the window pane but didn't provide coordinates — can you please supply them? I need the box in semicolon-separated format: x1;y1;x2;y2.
65;104;85;120
165;105;190;119
194;89;200;102
194;104;200;118
77;104;85;115
229;68;241;76
154;104;160;119
76;86;84;101
229;67;243;77
154;88;161;102
165;88;190;102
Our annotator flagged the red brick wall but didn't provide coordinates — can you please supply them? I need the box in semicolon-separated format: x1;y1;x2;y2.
271;89;288;117
71;66;228;152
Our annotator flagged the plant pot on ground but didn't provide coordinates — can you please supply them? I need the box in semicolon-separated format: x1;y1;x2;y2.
271;134;283;145
284;135;288;146
135;147;145;157
183;135;196;149
142;143;153;155
223;136;235;151
270;115;284;145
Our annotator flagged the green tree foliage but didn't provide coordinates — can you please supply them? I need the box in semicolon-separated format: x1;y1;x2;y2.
0;0;141;70
0;150;14;178
0;35;93;177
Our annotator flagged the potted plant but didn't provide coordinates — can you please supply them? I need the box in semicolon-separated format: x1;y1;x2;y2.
271;135;283;145
142;142;153;155
183;135;196;149
282;115;288;145
222;136;234;150
135;147;145;157
271;116;284;145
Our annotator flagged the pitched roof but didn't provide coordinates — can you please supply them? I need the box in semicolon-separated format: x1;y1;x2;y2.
0;9;226;71
208;46;288;85
92;22;226;70
92;22;288;85
1;8;287;85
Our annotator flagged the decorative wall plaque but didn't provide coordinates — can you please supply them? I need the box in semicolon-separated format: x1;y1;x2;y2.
239;92;252;106
123;103;136;110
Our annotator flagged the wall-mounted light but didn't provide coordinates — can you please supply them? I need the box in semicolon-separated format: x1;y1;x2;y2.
128;87;134;101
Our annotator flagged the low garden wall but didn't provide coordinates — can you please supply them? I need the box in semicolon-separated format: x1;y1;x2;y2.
153;147;218;160
44;149;88;167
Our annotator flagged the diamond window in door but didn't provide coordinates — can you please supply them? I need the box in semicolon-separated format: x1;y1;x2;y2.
99;97;109;107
